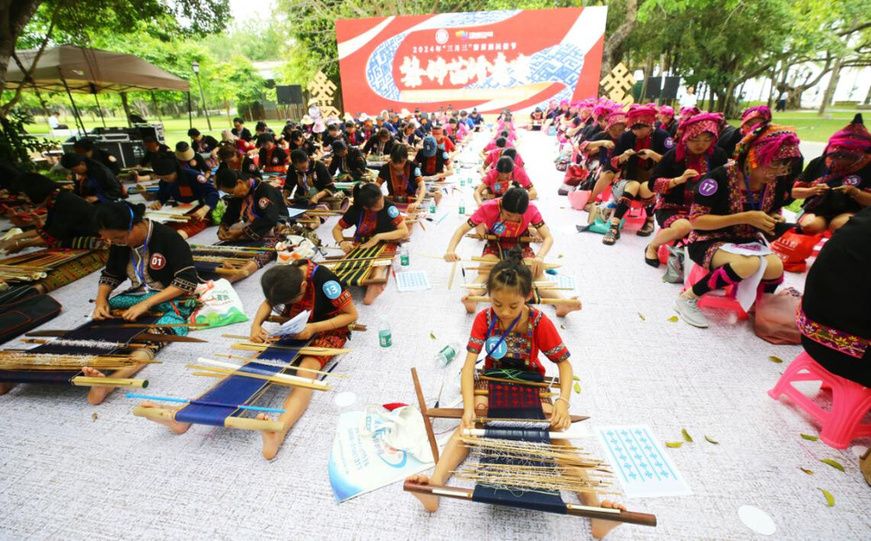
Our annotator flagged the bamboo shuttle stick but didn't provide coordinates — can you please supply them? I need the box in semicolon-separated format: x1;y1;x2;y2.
126;392;287;413
192;358;331;390
188;368;329;392
230;343;351;355
71;376;148;388
101;323;210;329
448;260;457;290
208;354;349;378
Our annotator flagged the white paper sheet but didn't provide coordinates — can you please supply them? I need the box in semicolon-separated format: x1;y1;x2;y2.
596;425;692;498
269;310;310;337
396;271;431;292
546;273;578;296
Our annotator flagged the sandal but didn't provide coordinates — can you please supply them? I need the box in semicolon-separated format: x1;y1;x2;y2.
644;244;660;267
637;218;655;237
602;226;620;246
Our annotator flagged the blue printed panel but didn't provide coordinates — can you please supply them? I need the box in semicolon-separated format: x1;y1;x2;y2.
596;425;692;498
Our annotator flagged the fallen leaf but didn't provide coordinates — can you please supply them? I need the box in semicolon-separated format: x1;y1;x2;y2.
429;332;437;340
638;312;646;321
820;458;845;472
705;435;719;445
800;467;814;475
801;433;819;441
91;412;98;422
768;355;784;364
560;324;566;330
573;375;580;381
682;428;694;443
819;488;835;507
573;382;581;394
558;253;564;259
667;316;679;322
665;441;683;448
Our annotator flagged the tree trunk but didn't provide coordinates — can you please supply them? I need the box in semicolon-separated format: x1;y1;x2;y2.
864;84;871;106
600;0;638;77
818;54;843;117
767;64;779;109
120;93;133;126
0;0;45;117
638;55;653;102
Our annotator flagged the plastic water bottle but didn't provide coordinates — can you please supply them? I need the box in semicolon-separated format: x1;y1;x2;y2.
429;200;436;214
378;318;392;348
399;245;410;267
434;342;461;367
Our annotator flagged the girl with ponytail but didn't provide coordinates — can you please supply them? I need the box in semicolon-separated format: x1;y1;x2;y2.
444;187;580;316
331;182;409;304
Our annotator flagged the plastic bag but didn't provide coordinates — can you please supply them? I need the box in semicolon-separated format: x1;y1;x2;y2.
563;164;589;187
754;287;802;345
662;245;684;284
189;278;249;329
359;405;434;463
771;230;820;273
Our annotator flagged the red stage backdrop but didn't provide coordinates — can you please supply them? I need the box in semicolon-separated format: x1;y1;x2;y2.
335;7;606;115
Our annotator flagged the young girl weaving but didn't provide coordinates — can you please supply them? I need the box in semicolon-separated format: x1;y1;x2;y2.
406;248;625;538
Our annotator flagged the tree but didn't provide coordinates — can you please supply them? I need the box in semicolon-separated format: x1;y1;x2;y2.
0;0;230;118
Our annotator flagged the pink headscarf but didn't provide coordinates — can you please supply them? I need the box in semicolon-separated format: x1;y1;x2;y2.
627;104;657;127
824;114;870;156
659;105;675;117
736;124;802;170
675;113;722;162
740;106;772;129
605;111;628;132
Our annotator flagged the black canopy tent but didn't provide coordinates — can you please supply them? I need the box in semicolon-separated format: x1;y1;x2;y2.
5;44;193;134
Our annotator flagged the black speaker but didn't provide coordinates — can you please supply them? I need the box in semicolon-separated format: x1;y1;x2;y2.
276;85;304;105
645;77;662;99
662;77;681;100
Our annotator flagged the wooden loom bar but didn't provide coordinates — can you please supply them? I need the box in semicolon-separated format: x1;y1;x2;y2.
71;376;148;388
131;406;286;433
425;407;588;424
411;367;440;463
402;481;657;526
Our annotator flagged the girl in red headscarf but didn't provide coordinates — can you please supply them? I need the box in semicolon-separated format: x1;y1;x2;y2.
583;110;627;206
602;104;675;245
674;124;802;329
793;114;871;234
718;106;772;158
655;105;677;137
644;113;728;266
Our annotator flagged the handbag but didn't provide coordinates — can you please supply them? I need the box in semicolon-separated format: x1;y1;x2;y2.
0;289;62;346
771;230;821;273
754;288;802;345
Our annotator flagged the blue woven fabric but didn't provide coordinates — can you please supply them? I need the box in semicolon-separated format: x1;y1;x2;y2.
175;338;309;426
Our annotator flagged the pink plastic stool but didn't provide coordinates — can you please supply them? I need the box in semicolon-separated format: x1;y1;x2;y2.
768;352;871;449
568;190;591;210
623;200;647;230
683;260;749;320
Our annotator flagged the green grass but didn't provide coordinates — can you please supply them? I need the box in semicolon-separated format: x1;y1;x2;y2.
24;114;238;147
723;110;859;144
